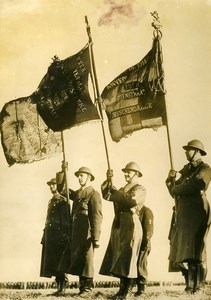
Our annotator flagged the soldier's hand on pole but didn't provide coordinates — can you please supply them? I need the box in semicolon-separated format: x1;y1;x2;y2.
92;240;100;249
101;180;111;200
168;169;177;178
61;160;68;171
106;169;113;187
109;185;117;194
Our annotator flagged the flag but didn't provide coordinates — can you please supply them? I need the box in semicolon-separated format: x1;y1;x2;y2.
0;96;62;166
33;45;100;132
101;37;167;142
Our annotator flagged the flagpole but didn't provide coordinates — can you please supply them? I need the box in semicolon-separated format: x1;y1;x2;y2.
151;11;174;170
85;16;113;183
61;131;70;203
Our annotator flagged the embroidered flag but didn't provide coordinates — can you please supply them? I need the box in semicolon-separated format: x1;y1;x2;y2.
101;37;167;142
33;45;100;132
0;96;62;166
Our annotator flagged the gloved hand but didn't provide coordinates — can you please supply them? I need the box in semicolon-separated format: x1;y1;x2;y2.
101;180;111;200
61;160;68;171
166;169;177;188
92;240;100;249
109;185;117;194
168;169;177;178
140;239;151;251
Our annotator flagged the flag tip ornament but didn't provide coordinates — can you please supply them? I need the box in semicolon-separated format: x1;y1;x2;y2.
150;11;162;36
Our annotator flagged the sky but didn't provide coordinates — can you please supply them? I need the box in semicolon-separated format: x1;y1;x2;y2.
0;0;211;283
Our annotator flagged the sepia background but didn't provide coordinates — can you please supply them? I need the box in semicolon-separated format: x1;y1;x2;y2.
0;0;211;284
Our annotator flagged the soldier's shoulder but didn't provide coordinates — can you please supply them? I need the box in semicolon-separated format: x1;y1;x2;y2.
60;195;68;202
143;206;154;215
199;162;211;173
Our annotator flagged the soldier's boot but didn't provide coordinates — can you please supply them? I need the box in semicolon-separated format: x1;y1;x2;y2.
48;281;62;296
58;278;68;295
79;276;85;293
111;277;127;300
78;276;93;295
186;262;197;294
53;274;68;296
116;278;135;300
134;283;146;297
193;262;207;294
180;268;188;291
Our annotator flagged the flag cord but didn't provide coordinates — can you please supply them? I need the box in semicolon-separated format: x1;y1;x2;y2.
151;11;174;170
85;16;113;184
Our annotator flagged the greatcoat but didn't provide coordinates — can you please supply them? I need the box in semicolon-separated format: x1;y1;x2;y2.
40;194;71;278
137;206;154;283
99;181;146;278
166;159;211;267
67;186;103;278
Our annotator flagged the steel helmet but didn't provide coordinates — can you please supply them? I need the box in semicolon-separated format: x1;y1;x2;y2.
74;166;95;181
183;139;206;156
47;178;57;186
122;161;143;177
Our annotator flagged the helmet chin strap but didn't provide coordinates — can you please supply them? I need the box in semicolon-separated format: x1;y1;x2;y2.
189;149;198;162
127;171;138;182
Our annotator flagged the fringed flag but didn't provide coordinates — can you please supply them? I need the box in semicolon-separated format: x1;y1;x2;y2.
33;45;100;132
0;96;62;166
101;37;167;142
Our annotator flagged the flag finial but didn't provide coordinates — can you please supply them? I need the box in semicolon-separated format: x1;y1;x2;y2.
150;11;162;39
85;16;92;43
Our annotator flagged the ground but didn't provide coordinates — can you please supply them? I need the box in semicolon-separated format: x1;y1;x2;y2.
0;286;211;300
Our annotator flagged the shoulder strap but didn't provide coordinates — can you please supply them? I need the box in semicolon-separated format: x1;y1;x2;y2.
126;184;140;194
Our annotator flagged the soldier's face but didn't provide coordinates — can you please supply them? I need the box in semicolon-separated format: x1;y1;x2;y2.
49;183;57;194
185;148;196;161
124;170;137;183
78;172;90;186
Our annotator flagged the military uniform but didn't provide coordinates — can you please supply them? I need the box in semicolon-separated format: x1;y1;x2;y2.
166;140;211;293
68;186;102;274
100;162;146;300
40;182;71;294
64;167;103;295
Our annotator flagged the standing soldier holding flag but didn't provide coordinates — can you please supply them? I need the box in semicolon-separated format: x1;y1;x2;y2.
60;162;103;296
100;162;146;300
166;139;211;295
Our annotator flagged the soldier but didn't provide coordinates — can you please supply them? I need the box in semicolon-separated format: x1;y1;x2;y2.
40;177;71;296
135;205;154;296
166;139;211;294
100;162;146;300
62;165;103;296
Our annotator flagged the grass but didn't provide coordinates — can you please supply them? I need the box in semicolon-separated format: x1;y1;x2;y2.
0;285;211;300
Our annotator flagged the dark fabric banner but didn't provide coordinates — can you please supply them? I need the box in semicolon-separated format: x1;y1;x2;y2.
33;45;100;132
0;96;62;166
101;38;167;142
